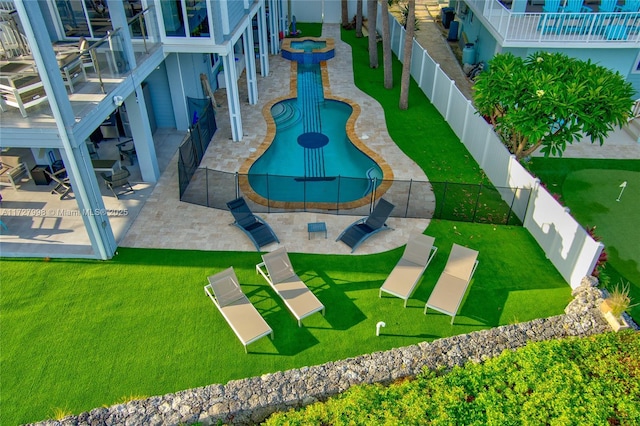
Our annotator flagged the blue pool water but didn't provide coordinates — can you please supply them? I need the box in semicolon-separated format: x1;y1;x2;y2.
290;40;327;52
248;61;383;204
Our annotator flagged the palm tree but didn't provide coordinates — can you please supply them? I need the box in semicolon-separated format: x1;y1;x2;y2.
381;0;392;89
356;0;363;37
342;0;349;28
368;0;378;68
399;0;415;109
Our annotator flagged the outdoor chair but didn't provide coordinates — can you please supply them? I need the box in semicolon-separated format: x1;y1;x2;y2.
45;168;72;200
101;166;134;199
615;0;640;12
116;138;137;165
0;156;29;190
424;243;479;325
256;246;325;326
560;0;590;13
599;0;618;12
226;197;279;251
336;198;395;253
204;267;274;353
379;234;437;307
537;0;562;32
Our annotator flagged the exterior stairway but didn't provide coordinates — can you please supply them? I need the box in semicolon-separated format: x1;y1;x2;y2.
623;116;640;143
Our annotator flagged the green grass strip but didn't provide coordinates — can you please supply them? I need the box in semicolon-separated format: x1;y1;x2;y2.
529;157;640;321
264;331;640;425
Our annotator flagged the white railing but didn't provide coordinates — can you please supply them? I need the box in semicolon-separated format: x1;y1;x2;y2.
378;9;604;289
466;0;640;44
632;98;640;118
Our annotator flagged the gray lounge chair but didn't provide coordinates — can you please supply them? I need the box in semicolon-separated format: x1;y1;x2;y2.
226;197;279;251
424;244;479;325
256;247;325;326
379;234;437;307
101;166;134;199
204;267;273;353
336;198;395;252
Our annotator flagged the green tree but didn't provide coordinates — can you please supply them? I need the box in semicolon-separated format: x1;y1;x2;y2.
381;0;392;89
399;0;415;110
341;0;349;28
367;0;378;68
474;52;634;160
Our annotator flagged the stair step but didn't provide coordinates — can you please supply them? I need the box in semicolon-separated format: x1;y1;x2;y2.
623;117;640;142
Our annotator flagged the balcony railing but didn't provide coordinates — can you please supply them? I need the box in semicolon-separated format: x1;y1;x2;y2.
467;0;640;43
127;6;161;65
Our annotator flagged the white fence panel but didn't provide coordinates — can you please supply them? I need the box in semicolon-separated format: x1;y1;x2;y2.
419;53;437;100
410;38;423;79
391;19;402;56
431;66;453;117
525;185;604;288
506;156;538;220
447;91;471;139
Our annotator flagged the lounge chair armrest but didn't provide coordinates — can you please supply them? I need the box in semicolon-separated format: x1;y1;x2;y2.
255;262;272;284
204;284;218;306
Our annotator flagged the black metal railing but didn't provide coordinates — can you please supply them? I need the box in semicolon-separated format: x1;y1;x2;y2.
178;165;530;226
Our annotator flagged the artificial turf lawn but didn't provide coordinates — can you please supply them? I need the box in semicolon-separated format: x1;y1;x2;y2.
0;221;570;424
1;24;574;425
529;157;640;321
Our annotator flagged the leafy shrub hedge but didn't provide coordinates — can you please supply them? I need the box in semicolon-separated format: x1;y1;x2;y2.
263;332;639;425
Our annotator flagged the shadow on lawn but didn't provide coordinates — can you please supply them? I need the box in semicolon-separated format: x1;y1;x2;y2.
301;269;370;331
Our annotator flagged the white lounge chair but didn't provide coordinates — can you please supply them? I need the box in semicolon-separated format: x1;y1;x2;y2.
424;244;479;325
256;247;325;326
379;234;437;307
204;267;273;353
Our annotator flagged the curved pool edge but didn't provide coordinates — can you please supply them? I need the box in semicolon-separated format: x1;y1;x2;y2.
239;60;394;211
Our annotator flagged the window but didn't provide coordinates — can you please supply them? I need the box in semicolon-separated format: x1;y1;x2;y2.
633;51;640;74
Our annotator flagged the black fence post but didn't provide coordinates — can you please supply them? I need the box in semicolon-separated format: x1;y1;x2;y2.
336;176;341;214
471;183;482;223
405;179;412;218
234;172;239;200
440;181;448;219
205;167;209;207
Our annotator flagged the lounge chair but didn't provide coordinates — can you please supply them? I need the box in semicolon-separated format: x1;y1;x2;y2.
204;267;273;353
226;197;280;251
45;168;72;200
336;198;395;253
424;243;479;325
101;166;135;199
379;234;437;307
256;247;325;326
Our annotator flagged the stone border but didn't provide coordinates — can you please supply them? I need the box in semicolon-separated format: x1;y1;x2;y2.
29;277;637;426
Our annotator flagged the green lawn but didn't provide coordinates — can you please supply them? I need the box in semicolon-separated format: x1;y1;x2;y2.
0;222;570;424
529;158;640;321
0;25;574;425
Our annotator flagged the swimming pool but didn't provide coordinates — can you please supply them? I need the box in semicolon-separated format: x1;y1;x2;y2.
247;40;386;205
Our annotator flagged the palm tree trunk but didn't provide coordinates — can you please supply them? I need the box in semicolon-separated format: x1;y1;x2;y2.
368;0;378;68
342;0;349;28
381;0;392;89
399;0;415;109
356;0;363;37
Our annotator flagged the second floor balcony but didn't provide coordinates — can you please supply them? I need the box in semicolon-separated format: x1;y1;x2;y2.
465;0;640;46
0;4;161;130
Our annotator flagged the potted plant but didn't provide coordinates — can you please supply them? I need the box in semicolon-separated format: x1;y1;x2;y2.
600;280;636;332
